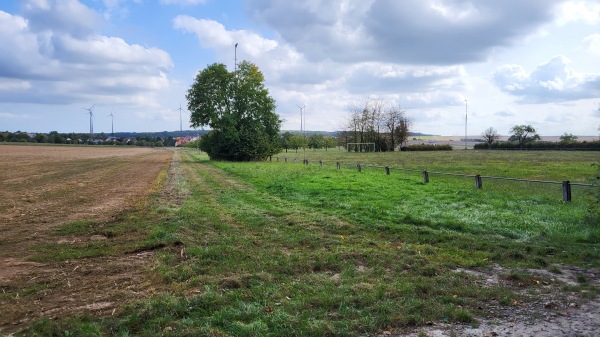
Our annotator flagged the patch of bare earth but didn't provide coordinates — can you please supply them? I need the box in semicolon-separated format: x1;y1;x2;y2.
0;145;174;334
377;264;600;337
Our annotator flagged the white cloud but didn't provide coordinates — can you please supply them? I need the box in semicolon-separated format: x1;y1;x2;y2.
0;78;31;91
555;0;600;25
22;0;100;37
0;2;173;107
173;16;278;57
583;33;600;55
248;0;563;65
0;112;31;119
345;63;467;95
492;55;600;103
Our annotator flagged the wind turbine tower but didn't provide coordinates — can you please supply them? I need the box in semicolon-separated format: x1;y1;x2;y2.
176;103;184;132
108;110;115;136
83;104;95;140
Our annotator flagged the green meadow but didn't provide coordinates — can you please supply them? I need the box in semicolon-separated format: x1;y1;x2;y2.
27;149;599;336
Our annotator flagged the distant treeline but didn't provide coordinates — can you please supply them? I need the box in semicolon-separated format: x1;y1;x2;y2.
474;140;600;150
0;130;196;147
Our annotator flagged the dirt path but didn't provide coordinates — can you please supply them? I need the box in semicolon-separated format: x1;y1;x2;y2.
0;145;173;334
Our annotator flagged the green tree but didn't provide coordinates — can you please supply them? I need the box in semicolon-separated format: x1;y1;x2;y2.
559;133;578;144
323;136;337;151
280;131;293;153
48;131;64;144
289;134;306;153
187;61;281;161
308;134;325;149
509;125;540;149
35;133;49;143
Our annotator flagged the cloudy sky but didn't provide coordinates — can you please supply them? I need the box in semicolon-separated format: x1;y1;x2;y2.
1;0;599;136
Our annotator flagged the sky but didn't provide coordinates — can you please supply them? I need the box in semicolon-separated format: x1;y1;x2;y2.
1;0;599;137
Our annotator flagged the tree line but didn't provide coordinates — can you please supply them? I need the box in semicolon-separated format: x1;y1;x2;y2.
475;125;600;150
338;97;410;152
0;131;177;147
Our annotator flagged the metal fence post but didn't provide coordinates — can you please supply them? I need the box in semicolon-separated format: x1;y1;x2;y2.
319;160;323;167
285;158;287;163
423;170;429;184
357;163;361;172
475;175;483;189
337;162;340;170
385;166;390;175
562;180;572;202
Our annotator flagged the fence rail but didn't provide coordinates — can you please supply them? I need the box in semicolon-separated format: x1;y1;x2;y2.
272;157;598;203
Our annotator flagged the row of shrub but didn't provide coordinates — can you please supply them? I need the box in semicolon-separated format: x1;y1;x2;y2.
474;141;600;150
400;144;453;151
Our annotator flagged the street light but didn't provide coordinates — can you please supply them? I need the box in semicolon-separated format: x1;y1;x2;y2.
234;43;238;74
464;99;468;150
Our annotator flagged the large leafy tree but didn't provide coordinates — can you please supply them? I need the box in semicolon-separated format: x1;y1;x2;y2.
187;61;281;161
509;124;540;149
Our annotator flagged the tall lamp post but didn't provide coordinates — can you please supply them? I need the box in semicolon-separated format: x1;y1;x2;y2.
464;99;468;150
234;43;238;73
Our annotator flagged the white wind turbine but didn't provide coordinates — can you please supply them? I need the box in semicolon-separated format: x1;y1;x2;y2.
175;103;185;132
83;104;95;141
108;110;115;136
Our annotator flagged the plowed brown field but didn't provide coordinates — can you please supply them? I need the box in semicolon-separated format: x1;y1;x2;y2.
0;145;173;334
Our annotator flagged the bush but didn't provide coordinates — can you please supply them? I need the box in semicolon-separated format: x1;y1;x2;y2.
400;144;453;151
474;140;600;150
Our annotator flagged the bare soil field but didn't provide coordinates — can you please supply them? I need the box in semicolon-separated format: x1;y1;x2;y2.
0;145;173;334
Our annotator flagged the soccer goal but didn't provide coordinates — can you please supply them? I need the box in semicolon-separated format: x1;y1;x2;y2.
346;142;376;152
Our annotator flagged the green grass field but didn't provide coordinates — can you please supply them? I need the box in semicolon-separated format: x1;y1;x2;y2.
25;149;599;336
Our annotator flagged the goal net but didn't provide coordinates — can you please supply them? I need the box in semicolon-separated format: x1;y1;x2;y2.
346;142;376;152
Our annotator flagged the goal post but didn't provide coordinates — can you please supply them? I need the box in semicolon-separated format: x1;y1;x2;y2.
346;142;376;152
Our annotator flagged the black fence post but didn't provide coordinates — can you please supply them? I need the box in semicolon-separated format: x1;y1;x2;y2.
294;158;297;164
475;175;483;189
385;166;390;175
357;163;361;172
269;156;272;162
337;162;340;170
285;158;287;163
305;159;309;165
319;160;323;167
423;170;429;184
562;180;572;202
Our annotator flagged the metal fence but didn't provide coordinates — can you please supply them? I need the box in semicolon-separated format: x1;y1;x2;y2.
272;157;598;203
